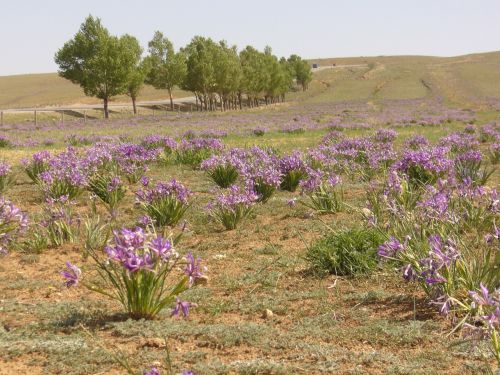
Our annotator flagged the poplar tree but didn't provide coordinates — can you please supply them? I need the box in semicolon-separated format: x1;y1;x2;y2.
55;15;138;119
145;31;187;110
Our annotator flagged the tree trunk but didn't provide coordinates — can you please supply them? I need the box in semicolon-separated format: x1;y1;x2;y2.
169;89;174;111
104;97;109;119
132;96;137;115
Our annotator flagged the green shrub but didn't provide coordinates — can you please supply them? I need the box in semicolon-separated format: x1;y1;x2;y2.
306;227;385;276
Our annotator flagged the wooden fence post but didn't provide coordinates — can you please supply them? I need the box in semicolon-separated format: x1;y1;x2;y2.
84;110;87;124
35;110;38;126
0;111;3;126
152;108;155;118
61;112;64;124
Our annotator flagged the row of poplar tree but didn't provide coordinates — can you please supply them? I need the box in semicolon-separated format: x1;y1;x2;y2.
55;16;313;118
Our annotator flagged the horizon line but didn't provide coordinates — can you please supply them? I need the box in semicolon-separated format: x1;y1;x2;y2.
1;49;499;78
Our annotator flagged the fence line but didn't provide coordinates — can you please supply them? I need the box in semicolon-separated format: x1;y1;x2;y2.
0;101;194;126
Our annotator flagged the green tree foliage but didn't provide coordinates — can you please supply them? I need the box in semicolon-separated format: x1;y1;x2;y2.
213;41;242;111
56;16;311;115
288;54;313;91
54;16;140;118
240;46;268;107
181;37;297;111
182;36;217;111
144;31;187;110
122;35;146;115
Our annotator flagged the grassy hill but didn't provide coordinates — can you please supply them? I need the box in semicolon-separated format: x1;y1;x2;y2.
298;51;500;109
0;73;190;109
1;51;500;111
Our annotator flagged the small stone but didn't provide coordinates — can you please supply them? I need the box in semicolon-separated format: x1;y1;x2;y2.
361;208;373;217
262;309;274;319
141;338;166;348
194;275;209;286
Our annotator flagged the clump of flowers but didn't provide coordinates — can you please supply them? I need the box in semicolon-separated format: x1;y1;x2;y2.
0;197;28;254
310;136;394;181
464;124;476;134
65;134;96;147
136;179;192;227
241;147;282;203
88;174;127;218
404;134;429;150
489;143;500;164
373;128;397;143
299;170;344;214
279;152;308;192
479;123;500;143
142;135;177;163
39;148;90;199
207;185;258;230
375;180;499;315
176;138;224;169
0;135;11;148
393;147;453;187
0;161;14;193
23;151;52;183
61;227;205;320
201;151;242;188
465;284;500;363
114;143;160;183
454;150;494;186
84;142;160;184
439;132;479;154
141;135;177;152
41;196;78;247
321;130;345;144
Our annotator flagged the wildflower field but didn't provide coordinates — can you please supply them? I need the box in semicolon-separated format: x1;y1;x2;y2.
0;73;499;374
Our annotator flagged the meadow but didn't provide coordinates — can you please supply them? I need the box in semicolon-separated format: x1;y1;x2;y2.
0;56;499;375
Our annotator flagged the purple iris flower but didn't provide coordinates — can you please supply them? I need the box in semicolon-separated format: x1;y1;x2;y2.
123;253;143;272
378;237;404;258
150;236;174;260
143;367;160;375
402;264;414;281
171;298;196;318
61;262;81;287
469;283;495;307
184;253;204;285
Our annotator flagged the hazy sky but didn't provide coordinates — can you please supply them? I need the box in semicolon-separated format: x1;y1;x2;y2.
1;0;499;76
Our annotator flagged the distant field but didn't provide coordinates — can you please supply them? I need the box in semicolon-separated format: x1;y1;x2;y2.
0;73;190;109
302;51;500;108
1;51;500;121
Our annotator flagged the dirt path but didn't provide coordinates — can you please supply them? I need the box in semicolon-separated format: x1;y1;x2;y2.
1;96;197;113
